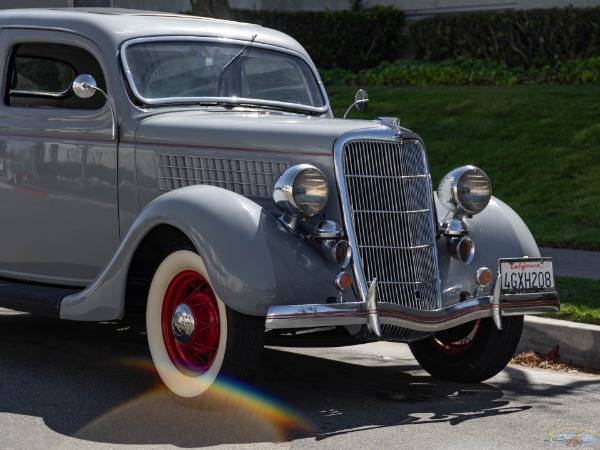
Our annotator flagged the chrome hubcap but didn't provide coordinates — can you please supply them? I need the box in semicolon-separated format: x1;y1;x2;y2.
171;303;195;344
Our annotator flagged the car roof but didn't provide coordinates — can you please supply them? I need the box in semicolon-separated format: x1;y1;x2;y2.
0;8;310;58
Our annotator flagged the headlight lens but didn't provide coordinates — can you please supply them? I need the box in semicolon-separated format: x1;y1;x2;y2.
438;165;491;215
273;164;328;217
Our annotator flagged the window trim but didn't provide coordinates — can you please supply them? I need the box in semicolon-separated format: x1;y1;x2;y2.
120;36;330;115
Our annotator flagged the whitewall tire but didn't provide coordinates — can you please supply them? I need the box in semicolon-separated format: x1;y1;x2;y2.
146;250;227;397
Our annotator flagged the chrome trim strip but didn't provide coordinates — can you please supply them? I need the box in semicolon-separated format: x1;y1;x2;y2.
265;292;560;333
10;89;70;98
120;36;330;114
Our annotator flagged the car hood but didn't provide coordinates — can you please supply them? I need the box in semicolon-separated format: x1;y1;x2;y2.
134;110;393;156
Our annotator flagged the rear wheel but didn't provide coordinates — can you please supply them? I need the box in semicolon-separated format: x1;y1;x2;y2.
409;316;523;383
146;247;264;397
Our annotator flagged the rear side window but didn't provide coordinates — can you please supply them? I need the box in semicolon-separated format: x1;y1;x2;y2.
11;56;75;96
6;43;106;109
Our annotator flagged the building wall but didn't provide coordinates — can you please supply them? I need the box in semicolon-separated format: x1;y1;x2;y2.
2;0;73;7
230;0;600;13
1;0;599;14
0;0;189;11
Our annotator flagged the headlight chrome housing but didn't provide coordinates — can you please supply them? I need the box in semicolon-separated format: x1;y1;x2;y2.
273;164;328;217
438;165;492;215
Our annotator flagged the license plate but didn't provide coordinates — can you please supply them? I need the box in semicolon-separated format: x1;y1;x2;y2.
499;257;555;295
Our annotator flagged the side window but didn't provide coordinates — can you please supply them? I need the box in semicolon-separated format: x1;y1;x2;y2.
12;56;75;96
6;43;106;109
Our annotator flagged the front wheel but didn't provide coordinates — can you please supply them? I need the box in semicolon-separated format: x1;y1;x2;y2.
408;316;523;383
146;248;264;398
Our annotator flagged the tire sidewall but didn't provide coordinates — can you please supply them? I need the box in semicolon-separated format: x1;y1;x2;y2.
410;316;524;383
147;250;228;397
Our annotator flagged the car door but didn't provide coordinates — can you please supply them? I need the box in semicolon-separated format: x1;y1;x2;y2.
0;29;119;286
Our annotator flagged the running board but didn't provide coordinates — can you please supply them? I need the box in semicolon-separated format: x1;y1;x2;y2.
0;278;80;317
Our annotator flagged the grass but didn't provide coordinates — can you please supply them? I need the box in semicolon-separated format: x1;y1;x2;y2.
545;277;600;326
328;84;600;324
327;85;600;250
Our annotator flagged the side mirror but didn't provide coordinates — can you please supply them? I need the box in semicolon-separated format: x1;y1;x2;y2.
73;74;98;99
343;89;369;119
72;74;118;140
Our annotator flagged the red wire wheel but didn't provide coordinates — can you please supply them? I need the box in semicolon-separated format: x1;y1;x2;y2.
430;319;481;355
161;270;221;375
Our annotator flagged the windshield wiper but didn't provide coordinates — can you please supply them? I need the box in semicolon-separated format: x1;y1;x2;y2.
221;34;258;73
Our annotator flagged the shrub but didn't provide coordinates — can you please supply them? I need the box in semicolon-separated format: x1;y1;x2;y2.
409;6;600;68
321;57;600;86
232;7;405;72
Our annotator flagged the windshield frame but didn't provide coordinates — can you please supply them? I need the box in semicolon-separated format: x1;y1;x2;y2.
120;36;330;115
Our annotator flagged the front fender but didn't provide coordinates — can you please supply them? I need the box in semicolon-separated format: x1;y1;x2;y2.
435;193;541;307
60;185;341;320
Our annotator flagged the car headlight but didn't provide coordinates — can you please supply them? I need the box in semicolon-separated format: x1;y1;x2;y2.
438;165;491;215
273;164;328;217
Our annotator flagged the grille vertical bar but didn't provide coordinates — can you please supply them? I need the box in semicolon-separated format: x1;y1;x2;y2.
341;139;441;310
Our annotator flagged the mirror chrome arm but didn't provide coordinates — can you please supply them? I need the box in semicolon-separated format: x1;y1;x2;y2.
343;89;369;119
72;74;119;140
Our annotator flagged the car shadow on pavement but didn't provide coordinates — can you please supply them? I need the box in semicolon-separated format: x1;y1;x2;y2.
0;310;596;447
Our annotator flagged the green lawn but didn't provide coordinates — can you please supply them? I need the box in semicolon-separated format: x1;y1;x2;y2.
546;277;600;325
327;85;600;250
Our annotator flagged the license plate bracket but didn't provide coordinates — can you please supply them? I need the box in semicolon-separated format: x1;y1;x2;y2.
499;257;555;295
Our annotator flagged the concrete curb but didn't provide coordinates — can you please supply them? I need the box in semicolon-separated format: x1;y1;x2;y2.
517;315;600;370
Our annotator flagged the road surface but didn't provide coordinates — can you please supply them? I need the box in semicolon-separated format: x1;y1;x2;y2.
1;308;598;449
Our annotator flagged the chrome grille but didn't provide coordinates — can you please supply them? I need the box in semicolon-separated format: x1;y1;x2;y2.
340;139;441;310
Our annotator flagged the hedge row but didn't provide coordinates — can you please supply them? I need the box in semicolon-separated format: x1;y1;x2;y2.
231;7;405;72
409;7;600;68
321;57;600;86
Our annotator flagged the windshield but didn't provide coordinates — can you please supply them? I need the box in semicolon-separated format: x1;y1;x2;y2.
122;38;327;112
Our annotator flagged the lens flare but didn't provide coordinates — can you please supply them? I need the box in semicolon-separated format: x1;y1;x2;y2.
72;356;314;445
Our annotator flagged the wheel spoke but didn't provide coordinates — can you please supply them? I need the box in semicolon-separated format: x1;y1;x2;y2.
162;269;221;374
431;319;481;355
181;279;207;305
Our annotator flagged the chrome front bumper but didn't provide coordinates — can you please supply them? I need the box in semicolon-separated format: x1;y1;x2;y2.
265;280;559;336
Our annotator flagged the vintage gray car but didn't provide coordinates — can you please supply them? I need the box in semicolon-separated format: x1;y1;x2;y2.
0;8;558;398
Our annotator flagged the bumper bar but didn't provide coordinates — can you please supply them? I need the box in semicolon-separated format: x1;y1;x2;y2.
265;290;559;335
